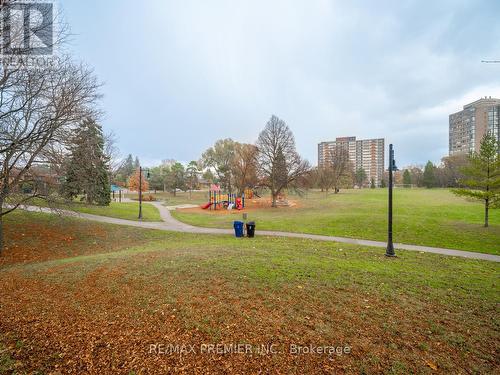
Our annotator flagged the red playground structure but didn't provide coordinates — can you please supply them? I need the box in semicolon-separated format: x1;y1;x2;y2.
201;184;245;210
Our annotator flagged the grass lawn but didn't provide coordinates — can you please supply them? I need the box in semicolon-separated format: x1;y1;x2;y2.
172;188;500;255
125;190;208;206
15;197;163;222
0;211;498;373
71;201;162;222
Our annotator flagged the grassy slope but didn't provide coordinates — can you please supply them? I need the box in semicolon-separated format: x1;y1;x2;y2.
0;210;166;266
172;189;500;254
0;211;499;373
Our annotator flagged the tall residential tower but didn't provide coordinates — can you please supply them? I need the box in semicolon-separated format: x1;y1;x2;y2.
449;97;500;155
318;137;385;186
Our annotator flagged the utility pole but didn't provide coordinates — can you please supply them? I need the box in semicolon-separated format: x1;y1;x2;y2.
386;144;397;257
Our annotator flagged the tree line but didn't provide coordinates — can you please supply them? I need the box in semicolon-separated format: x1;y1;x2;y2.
111;115;310;207
398;154;470;189
109;119;498;228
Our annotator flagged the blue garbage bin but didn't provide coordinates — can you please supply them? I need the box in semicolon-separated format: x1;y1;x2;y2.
233;221;244;237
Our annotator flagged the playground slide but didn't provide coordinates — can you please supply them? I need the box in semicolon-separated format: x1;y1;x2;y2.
201;202;212;209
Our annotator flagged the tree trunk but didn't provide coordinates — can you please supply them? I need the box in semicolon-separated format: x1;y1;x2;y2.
485;199;489;228
272;191;277;207
0;203;3;256
0;215;3;256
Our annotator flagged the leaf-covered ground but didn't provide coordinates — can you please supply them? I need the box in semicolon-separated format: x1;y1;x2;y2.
0;211;498;374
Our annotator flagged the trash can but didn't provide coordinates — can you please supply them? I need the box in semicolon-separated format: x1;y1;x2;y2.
233;221;244;238
246;221;256;238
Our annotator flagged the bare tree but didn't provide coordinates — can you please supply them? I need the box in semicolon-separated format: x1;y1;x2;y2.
326;145;352;193
0;58;101;253
315;166;335;193
0;2;101;253
104;130;121;172
256;115;310;207
232;143;258;195
437;154;469;188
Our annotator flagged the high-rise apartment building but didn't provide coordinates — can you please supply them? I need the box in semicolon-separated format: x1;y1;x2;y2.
449;97;500;155
318;137;385;186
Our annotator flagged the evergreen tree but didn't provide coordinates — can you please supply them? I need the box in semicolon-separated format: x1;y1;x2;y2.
186;161;200;199
165;162;186;196
148;165;168;192
403;169;412;186
370;178;376;189
63;118;111;205
453;133;499;227
113;154;135;186
122;154;135;177
423;161;436;188
380;177;387;188
355;167;367;188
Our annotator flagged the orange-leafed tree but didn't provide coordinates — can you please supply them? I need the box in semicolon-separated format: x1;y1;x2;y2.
127;168;149;192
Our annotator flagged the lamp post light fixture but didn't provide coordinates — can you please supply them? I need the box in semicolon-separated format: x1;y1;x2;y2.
386;144;398;257
138;166;150;220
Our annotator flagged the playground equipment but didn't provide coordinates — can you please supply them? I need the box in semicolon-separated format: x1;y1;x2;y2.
202;184;246;210
243;188;254;199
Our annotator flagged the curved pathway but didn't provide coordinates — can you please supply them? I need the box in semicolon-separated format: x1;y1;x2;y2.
18;202;500;262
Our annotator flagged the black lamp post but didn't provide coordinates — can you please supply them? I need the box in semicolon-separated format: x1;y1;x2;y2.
138;167;150;220
386;144;397;257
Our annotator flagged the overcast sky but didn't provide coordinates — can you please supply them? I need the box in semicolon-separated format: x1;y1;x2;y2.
62;0;500;167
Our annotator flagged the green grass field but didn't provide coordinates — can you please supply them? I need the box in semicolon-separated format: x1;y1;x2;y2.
0;211;498;373
71;201;162;221
17;196;163;222
172;189;500;254
125;190;208;206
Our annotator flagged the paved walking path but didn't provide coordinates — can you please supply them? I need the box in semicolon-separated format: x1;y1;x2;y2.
18;203;500;262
